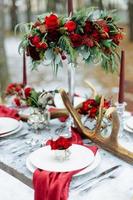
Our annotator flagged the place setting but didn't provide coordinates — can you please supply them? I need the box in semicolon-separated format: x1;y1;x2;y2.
26;143;101;175
0;117;23;138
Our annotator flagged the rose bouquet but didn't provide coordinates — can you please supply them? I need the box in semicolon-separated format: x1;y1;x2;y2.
47;136;72;161
79;95;111;118
5;83;56;108
19;8;123;72
78;95;112;132
48;137;72;150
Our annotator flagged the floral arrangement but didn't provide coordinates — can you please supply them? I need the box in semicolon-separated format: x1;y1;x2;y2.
48;137;72;150
6;83;24;96
19;8;123;72
5;83;56;108
79;95;111;118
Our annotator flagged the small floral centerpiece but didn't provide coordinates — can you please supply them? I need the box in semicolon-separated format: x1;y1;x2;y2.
48;137;72;161
5;83;56;108
78;95;111;131
19;8;124;72
79;95;111;118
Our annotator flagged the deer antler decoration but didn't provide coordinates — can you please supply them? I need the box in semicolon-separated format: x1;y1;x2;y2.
60;89;133;164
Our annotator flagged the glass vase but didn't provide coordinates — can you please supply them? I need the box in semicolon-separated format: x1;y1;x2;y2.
55;62;76;138
67;63;76;106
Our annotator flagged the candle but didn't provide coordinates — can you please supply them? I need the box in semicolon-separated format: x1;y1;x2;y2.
118;50;125;103
23;50;27;86
68;0;73;16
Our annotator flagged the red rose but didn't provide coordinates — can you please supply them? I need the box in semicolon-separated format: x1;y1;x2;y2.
49;137;72;150
111;33;123;45
84;99;97;109
15;86;22;93
14;97;21;107
64;20;77;32
6;83;15;94
84;21;92;33
30;36;41;45
103;100;110;109
91;30;100;41
46;31;59;42
96;20;109;33
70;33;82;47
89;107;98;118
45;14;59;30
36;42;48;50
80;99;97;114
24;87;32;98
26;45;40;61
82;35;94;47
6;83;23;95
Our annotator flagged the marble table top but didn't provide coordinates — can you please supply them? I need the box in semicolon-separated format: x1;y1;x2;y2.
0;118;133;200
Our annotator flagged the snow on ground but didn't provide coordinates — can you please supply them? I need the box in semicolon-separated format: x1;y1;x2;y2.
0;169;33;200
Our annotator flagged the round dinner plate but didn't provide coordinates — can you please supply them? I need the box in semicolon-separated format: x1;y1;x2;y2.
29;144;94;172
125;117;133;130
0;121;23;138
26;150;101;176
0;117;20;135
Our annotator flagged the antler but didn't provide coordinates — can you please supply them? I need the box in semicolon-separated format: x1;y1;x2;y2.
85;80;97;97
60;88;133;164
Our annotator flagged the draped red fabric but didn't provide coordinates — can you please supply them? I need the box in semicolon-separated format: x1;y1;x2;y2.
33;130;98;200
0;105;20;120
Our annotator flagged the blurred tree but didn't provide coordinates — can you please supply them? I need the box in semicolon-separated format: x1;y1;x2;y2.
47;0;56;12
128;0;133;41
76;0;84;9
89;0;104;8
0;0;10;98
98;0;104;9
56;0;66;13
26;0;32;22
10;0;18;31
90;0;95;5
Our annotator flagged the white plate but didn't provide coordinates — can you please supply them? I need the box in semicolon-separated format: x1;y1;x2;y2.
29;144;94;172
125;117;133;130
54;93;85;109
26;151;101;176
124;124;133;133
0;122;23;137
0;117;19;134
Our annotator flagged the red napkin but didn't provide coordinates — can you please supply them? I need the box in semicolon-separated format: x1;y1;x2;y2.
0;105;20;120
33;129;98;200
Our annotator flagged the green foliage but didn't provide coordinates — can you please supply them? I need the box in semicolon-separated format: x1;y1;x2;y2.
27;90;39;107
58;35;76;62
18;8;124;74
